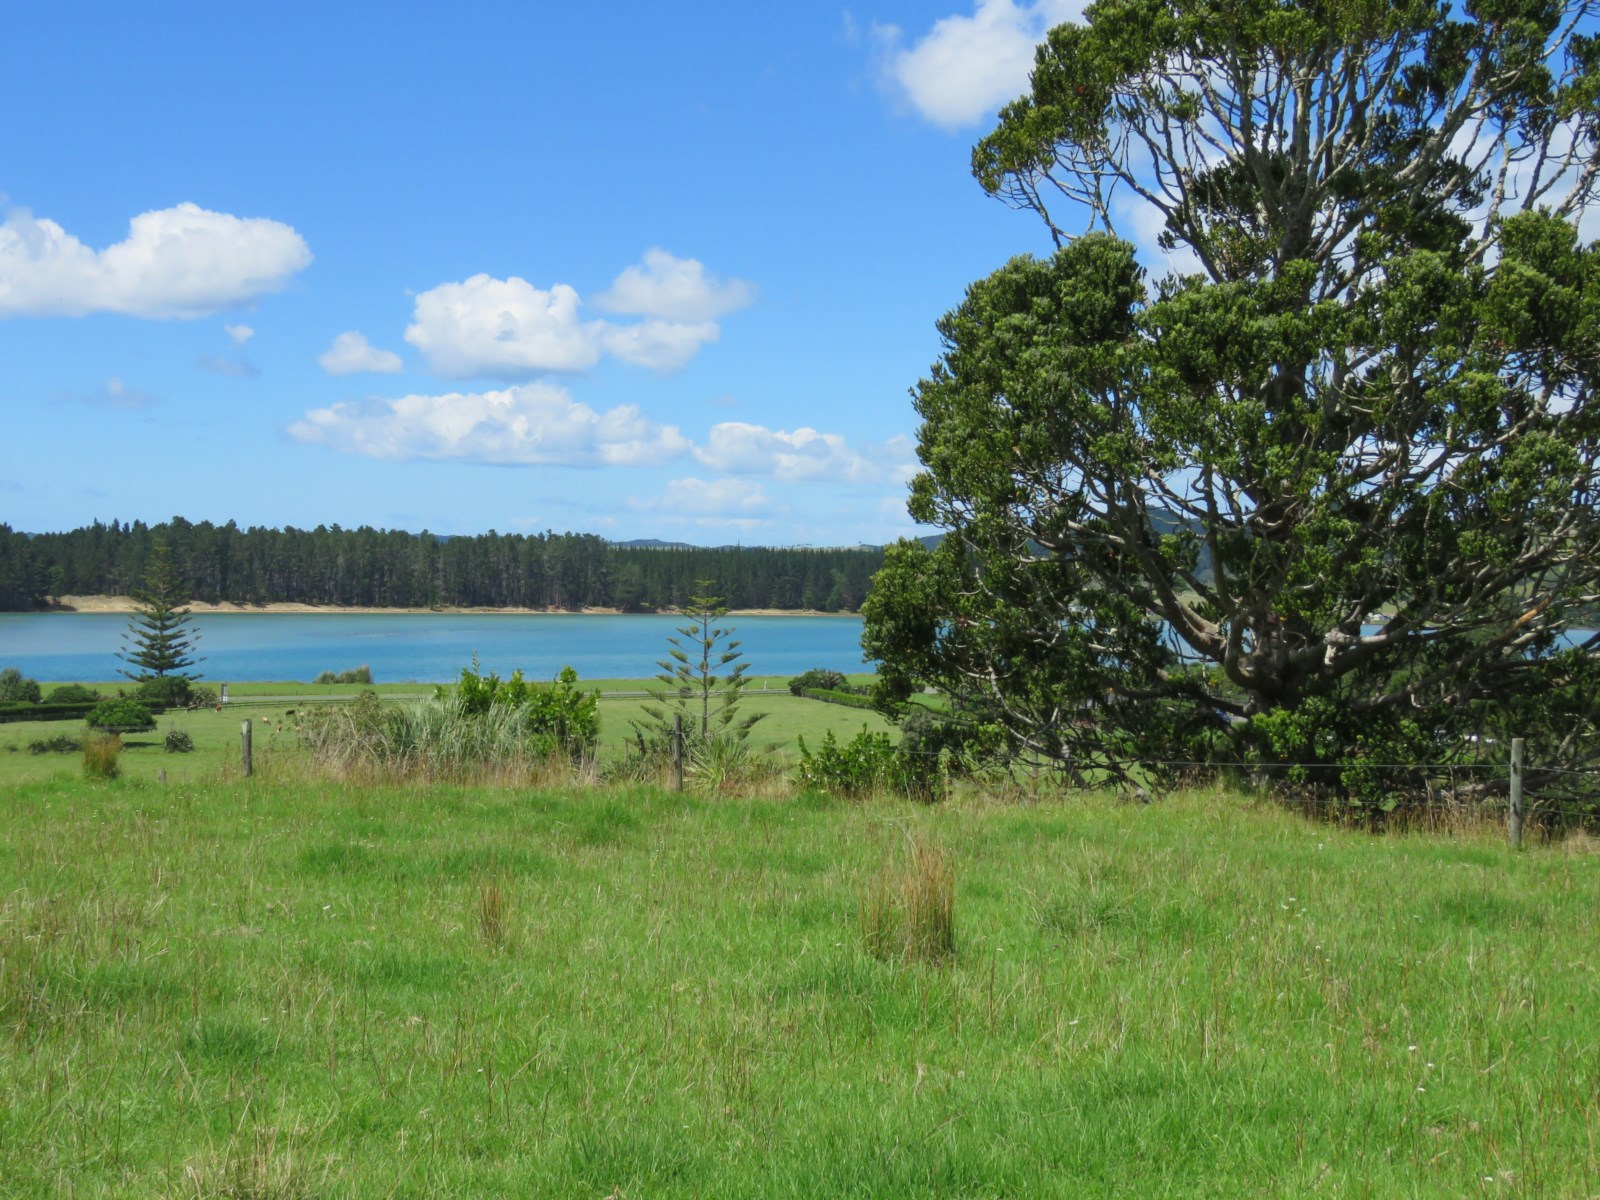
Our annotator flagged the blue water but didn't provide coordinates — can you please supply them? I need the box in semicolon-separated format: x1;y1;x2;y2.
0;613;872;684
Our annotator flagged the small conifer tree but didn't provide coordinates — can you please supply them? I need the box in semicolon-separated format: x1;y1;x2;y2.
118;543;203;701
639;582;764;742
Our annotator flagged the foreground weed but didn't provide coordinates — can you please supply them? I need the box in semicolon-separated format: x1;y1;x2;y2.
861;832;955;965
81;731;121;780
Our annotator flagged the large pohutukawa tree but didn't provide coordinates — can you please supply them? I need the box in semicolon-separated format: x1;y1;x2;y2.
863;0;1600;794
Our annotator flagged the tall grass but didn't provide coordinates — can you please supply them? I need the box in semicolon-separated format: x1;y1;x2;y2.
297;693;583;783
80;731;120;780
861;832;956;964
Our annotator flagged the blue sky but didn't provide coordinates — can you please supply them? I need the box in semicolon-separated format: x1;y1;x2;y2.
1;1;1087;545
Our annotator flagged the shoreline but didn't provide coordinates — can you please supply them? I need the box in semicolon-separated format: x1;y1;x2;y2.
41;596;859;619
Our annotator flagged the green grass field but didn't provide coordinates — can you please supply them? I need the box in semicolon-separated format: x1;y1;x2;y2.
3;770;1598;1197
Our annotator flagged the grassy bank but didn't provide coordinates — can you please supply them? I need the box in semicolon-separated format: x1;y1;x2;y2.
2;777;1598;1196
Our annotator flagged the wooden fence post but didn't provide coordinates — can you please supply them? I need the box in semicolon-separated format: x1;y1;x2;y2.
1509;736;1525;850
672;714;684;792
241;719;253;778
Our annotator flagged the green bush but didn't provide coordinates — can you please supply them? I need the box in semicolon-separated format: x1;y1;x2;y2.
314;666;373;685
788;668;849;696
45;683;99;704
795;725;941;802
135;676;193;707
86;698;156;731
28;735;81;755
0;667;41;705
437;662;599;757
164;728;195;753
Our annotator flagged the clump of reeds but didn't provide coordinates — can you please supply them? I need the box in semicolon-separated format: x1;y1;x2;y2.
82;732;121;781
860;833;956;965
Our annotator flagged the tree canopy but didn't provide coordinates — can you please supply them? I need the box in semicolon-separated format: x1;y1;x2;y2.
0;520;882;614
864;0;1600;795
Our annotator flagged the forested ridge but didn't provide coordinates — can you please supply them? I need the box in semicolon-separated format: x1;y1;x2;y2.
0;519;883;613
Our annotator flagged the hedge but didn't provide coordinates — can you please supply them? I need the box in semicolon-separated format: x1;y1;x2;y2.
0;701;168;725
798;687;879;711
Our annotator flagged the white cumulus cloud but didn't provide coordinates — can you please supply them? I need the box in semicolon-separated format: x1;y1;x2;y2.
319;330;404;375
598;318;721;370
405;250;751;379
405;275;600;377
0;202;311;318
288;382;691;467
696;422;914;483
225;323;255;344
876;0;1085;130
631;477;776;518
595;248;755;321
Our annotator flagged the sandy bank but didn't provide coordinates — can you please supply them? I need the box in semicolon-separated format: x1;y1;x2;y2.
48;596;853;618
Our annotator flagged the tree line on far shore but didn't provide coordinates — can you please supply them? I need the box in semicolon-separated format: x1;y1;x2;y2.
0;519;884;613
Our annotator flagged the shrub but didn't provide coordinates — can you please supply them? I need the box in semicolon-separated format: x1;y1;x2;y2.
82;732;121;780
186;684;218;708
164;728;195;753
135;675;192;707
28;735;81;755
437;663;599;757
45;684;99;704
788;668;849;696
86;698;155;731
797;726;944;802
314;666;373;685
861;835;956;965
0;667;41;705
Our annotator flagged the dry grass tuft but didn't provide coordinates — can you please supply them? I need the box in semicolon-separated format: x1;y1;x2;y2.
175;1124;319;1199
82;732;121;781
1559;828;1600;855
861;833;955;965
477;881;509;949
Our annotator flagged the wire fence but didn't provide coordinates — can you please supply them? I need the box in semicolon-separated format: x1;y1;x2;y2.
871;736;1600;836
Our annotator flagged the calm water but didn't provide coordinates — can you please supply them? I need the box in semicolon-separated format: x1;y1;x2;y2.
0;613;871;684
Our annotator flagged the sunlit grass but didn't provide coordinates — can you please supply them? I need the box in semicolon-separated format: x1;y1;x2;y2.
2;777;1597;1196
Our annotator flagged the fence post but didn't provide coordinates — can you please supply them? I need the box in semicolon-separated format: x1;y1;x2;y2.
1509;736;1525;850
672;714;684;792
241;719;253;778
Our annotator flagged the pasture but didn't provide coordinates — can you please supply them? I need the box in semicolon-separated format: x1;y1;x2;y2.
2;770;1598;1197
0;678;893;788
